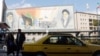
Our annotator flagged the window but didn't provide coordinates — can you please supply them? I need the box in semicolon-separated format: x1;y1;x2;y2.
49;37;58;43
94;27;96;30
43;36;84;46
89;23;93;26
89;19;92;22
90;27;93;30
43;36;59;44
64;37;84;46
43;36;70;44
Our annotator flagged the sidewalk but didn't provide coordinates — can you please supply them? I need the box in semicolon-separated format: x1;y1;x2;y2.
0;49;6;53
0;49;22;56
0;48;7;56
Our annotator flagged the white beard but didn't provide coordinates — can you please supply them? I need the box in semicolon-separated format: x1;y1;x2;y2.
63;19;67;27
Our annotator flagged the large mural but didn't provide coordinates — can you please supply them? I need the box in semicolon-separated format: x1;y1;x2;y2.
6;6;75;31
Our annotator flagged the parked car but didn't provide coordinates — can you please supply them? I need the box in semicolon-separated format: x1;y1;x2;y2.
22;33;100;56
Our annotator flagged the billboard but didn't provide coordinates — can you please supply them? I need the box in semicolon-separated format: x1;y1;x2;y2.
6;6;75;31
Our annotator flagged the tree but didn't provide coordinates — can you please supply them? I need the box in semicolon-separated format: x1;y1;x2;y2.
93;19;99;26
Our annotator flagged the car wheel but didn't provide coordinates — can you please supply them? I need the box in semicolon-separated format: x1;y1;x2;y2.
22;52;29;56
35;53;46;56
93;51;100;56
22;54;27;56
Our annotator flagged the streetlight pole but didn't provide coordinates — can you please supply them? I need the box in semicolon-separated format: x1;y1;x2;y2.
96;2;100;36
96;7;100;36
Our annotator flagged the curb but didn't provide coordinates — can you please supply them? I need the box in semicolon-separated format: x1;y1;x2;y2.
0;49;7;53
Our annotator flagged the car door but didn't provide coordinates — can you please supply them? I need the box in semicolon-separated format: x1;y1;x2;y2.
65;37;92;56
43;36;69;56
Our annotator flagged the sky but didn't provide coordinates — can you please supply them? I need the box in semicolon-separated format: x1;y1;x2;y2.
5;0;100;14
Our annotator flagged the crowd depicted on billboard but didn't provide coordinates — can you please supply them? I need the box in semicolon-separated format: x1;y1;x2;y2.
6;6;74;31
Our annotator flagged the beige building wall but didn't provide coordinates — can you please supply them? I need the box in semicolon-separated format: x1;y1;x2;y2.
75;12;100;36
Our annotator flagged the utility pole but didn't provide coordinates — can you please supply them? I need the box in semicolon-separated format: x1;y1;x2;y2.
96;2;100;36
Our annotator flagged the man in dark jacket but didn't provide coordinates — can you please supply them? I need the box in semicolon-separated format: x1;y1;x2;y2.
16;29;26;56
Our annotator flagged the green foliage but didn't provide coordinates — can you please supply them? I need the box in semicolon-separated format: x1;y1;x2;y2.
93;19;100;26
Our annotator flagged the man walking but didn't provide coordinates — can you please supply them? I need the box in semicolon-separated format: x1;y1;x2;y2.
15;29;26;56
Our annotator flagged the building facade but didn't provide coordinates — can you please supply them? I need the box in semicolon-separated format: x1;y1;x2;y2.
75;12;100;36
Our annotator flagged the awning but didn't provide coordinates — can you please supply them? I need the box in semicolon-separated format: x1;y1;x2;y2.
0;22;10;29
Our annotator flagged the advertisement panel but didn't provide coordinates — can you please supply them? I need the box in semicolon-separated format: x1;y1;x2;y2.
6;5;75;31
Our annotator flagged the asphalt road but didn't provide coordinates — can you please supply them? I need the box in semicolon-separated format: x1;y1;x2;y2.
0;53;22;56
0;52;7;56
0;49;22;56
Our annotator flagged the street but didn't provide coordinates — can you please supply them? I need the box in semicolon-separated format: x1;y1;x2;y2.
0;50;22;56
0;53;6;56
0;53;22;56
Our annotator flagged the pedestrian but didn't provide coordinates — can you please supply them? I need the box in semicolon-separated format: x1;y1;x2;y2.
6;33;15;56
15;29;26;56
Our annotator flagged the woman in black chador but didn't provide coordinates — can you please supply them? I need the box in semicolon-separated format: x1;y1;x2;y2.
6;33;15;56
